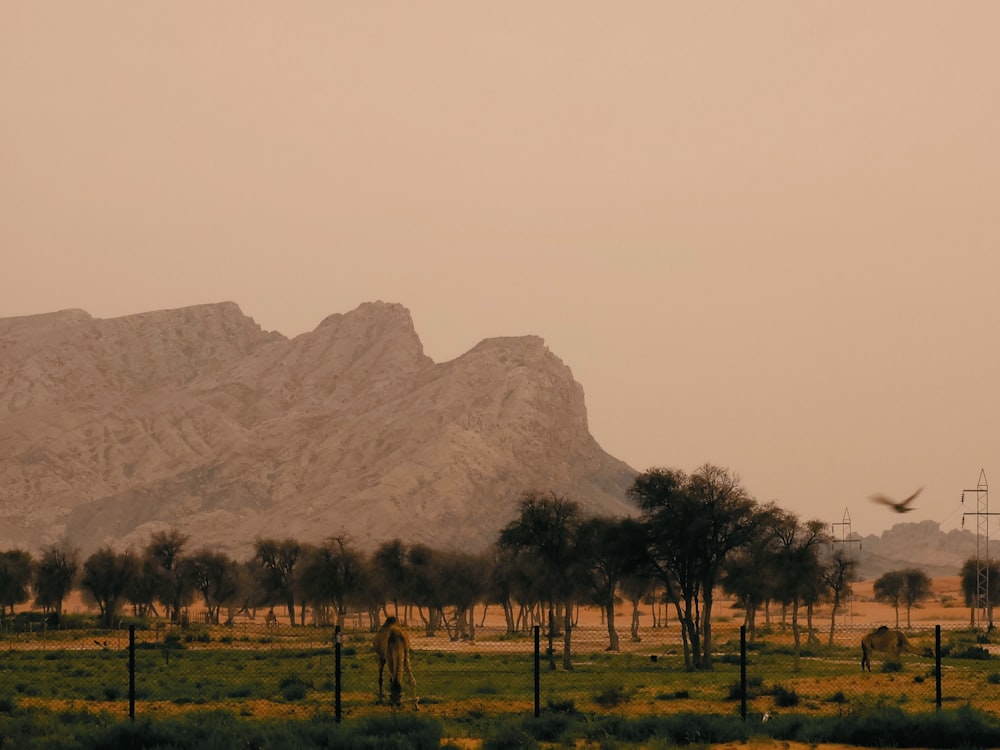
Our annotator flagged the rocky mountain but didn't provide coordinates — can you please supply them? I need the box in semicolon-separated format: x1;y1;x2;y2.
853;520;979;580
0;301;637;559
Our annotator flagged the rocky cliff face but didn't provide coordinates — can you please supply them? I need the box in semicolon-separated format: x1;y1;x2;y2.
0;302;636;559
855;520;979;579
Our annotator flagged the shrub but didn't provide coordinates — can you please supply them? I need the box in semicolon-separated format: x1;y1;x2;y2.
594;686;633;707
278;674;311;701
483;724;540;750
546;698;577;714
881;660;903;672
950;645;991;660
770;684;800;707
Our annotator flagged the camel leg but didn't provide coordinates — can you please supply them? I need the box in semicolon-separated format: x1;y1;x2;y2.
404;652;418;709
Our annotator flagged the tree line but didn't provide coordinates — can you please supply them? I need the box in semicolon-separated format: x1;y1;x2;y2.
0;464;988;670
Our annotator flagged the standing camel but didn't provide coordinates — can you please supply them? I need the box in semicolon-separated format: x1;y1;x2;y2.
373;616;417;708
861;625;932;671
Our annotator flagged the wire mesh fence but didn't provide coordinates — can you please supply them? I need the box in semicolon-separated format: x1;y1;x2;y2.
2;612;999;724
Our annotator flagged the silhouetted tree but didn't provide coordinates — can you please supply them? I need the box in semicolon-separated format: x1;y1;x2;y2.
371;539;409;622
146;530;193;623
822;548;859;644
33;540;79;618
0;549;33;622
187;550;241;624
960;557;1000;628
298;535;367;627
770;513;830;658
253;537;301;626
631;465;762;670
80;547;137;628
874;568;932;628
576;516;647;651
498;490;583;670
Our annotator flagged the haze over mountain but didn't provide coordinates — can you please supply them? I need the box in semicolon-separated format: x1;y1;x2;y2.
0;301;636;559
1;300;981;581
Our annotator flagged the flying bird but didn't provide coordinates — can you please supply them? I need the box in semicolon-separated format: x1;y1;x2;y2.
869;487;923;513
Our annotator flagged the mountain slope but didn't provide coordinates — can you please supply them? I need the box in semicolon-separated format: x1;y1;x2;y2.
0;301;636;558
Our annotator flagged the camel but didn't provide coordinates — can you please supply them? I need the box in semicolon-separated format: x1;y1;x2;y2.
861;625;932;671
373;616;417;708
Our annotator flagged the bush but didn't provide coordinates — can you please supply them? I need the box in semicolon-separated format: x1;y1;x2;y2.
881;659;903;672
483;724;539;750
594;686;633;707
278;674;312;701
769;684;800;707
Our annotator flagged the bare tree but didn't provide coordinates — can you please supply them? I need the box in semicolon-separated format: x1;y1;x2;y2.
822;548;858;644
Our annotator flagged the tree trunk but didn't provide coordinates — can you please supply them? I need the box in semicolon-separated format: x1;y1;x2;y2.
630;597;642;642
562;601;573;670
604;595;619;651
701;588;714;669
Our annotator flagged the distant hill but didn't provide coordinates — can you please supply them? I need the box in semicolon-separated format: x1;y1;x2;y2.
0;301;636;559
854;520;979;580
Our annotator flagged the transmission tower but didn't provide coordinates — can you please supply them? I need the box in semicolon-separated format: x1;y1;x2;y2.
962;469;993;629
831;508;861;625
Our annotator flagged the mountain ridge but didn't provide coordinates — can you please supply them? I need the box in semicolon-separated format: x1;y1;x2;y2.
0;301;635;559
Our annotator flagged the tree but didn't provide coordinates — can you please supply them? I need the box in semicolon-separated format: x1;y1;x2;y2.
146;530;193;623
498;490;583;670
874;568;932;628
959;557;1000;628
721;504;786;642
298;536;367;627
33;540;79;618
253;537;301;626
0;549;33;622
187;550;241;624
371;539;409;622
899;568;933;628
576;516;648;651
436;550;490;641
821;548;859;644
80;547;137;627
630;465;761;670
769;512;830;657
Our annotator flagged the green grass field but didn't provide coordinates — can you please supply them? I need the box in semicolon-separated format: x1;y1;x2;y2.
4;620;1000;747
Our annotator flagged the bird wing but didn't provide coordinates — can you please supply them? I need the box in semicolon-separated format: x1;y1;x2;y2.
869;494;895;507
898;487;923;508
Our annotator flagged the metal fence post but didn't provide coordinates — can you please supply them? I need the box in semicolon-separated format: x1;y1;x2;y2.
128;624;136;722
740;625;747;721
334;625;342;723
533;625;541;718
935;624;942;710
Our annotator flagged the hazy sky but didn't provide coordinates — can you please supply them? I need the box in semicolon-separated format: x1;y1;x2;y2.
3;2;999;537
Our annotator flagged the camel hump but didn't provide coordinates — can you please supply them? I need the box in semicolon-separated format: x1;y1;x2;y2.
383;616;398;627
876;625;889;632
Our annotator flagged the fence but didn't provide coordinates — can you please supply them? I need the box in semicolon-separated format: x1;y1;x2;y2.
0;608;1000;732
2;612;999;725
